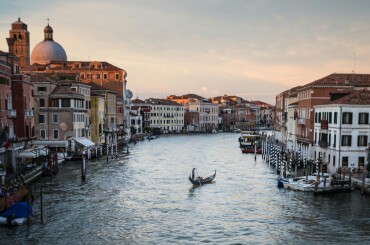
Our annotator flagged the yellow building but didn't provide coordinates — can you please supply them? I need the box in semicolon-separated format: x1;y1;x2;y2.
90;94;105;148
88;83;118;157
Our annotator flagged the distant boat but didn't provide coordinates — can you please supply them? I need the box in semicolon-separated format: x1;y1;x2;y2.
189;168;216;186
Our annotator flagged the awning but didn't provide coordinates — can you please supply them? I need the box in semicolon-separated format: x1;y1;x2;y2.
75;137;95;147
16;147;48;158
35;140;68;148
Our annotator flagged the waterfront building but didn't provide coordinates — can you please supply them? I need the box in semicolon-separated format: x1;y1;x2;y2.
132;98;151;129
234;104;255;131
188;98;218;132
0;51;17;174
6;18;30;70
116;96;125;144
90;91;105;151
251;100;274;129
313;89;370;173
12;19;132;141
184;110;200;132
146;98;184;133
129;107;143;135
32;74;92;152
219;107;237;131
88;82;118;155
284;90;299;152
295;74;370;165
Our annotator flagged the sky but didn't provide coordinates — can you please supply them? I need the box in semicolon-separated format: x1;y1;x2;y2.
1;0;370;104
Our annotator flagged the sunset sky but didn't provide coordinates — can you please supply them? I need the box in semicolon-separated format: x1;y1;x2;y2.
1;0;370;104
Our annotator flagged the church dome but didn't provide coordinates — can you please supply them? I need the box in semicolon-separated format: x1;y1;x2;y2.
30;24;67;65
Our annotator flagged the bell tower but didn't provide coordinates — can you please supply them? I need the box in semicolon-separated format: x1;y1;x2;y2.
6;18;30;70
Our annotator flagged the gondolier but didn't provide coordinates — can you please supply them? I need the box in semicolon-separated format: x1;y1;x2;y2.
189;169;216;186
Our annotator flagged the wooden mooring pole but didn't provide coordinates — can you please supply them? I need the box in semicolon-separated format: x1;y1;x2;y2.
40;187;44;224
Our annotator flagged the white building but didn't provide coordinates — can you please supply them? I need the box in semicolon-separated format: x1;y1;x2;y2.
313;89;370;173
147;98;184;133
189;99;219;132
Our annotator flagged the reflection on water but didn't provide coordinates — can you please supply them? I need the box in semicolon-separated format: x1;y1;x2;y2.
2;133;370;244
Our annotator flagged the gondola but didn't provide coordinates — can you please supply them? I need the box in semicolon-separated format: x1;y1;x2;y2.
189;169;216;186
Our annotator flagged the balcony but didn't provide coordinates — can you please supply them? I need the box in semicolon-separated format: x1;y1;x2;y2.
7;109;17;118
297;118;306;125
25;110;34;118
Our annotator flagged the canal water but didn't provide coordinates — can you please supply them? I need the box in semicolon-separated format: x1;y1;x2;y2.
2;133;370;244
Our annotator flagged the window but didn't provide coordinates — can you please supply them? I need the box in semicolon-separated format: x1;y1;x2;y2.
342;156;349;168
333;155;336;167
357;135;368;146
61;99;70;107
52;114;59;123
37;86;47;92
40;129;46;139
334;112;338;124
50;99;59;107
359;157;365;168
53;129;59;139
39;98;45;108
358;113;369;124
333;134;337;147
81;73;85;79
103;74;108;79
96;74;101;79
329;112;332;124
39;114;46;124
342;112;352;124
341;135;352;146
115;73;119;80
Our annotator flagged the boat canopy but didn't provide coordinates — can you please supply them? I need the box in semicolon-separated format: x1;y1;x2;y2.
16;147;48;158
0;202;33;218
74;137;95;147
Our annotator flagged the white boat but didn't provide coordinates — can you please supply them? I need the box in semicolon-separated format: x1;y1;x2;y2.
238;131;260;149
280;173;330;192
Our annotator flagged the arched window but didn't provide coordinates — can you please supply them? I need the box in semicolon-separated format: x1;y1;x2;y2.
18;34;22;40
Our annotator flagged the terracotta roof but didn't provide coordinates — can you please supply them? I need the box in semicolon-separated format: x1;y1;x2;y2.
87;82;117;94
325;89;370;105
29;73;54;83
51;84;81;95
146;98;181;106
303;73;370;88
48;60;125;72
132;98;145;104
167;94;204;100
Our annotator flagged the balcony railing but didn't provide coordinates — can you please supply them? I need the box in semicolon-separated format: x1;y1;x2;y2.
25;110;34;118
7;109;17;118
